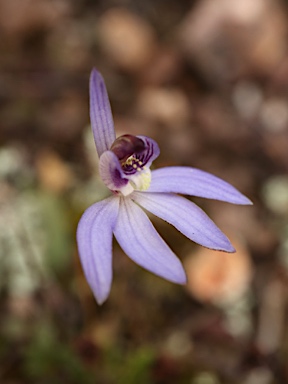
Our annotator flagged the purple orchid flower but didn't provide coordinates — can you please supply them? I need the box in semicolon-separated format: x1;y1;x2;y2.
77;68;252;305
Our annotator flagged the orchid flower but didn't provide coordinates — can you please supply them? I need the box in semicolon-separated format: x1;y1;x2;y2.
77;68;252;305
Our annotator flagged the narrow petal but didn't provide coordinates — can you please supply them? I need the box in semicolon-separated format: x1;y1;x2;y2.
114;198;187;284
90;68;116;157
76;197;119;304
148;167;252;205
133;192;235;252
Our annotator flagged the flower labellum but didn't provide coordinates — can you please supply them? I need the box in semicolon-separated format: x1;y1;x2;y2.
77;68;252;305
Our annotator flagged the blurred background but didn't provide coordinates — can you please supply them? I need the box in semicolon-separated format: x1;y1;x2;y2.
0;0;288;383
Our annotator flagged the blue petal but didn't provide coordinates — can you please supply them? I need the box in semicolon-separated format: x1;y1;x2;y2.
132;192;235;252
76;197;119;304
113;197;187;284
90;68;116;157
148;167;252;205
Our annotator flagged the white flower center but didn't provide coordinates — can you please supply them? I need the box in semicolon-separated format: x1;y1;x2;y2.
119;166;151;197
129;168;151;191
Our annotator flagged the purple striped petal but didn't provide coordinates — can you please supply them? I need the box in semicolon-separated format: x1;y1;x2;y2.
114;198;187;284
132;192;235;252
136;136;160;167
90;68;116;157
148;167;252;205
76;197;119;304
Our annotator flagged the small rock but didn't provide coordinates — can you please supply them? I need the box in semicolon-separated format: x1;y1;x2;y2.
98;8;157;72
137;87;191;126
184;235;253;305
